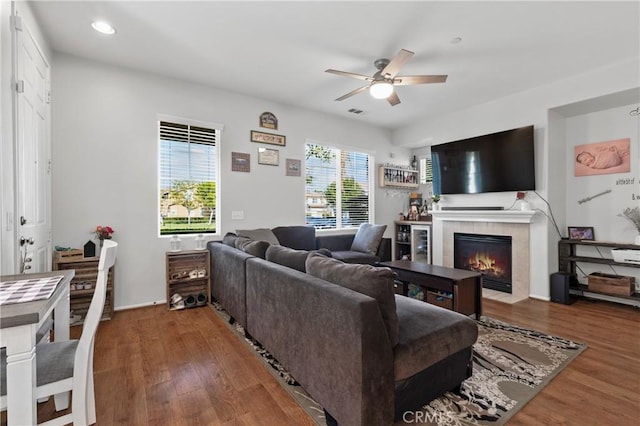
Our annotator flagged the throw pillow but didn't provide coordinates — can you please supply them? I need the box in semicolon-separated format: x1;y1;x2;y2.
350;223;387;255
265;245;310;272
236;238;270;259
222;232;238;247
305;252;399;347
236;228;280;245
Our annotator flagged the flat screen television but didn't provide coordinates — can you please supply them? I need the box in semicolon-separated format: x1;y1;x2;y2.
431;125;535;195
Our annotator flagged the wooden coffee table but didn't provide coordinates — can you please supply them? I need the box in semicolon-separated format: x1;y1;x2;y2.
381;260;483;318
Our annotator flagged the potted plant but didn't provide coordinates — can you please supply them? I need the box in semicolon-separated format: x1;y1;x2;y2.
619;207;640;245
431;194;441;210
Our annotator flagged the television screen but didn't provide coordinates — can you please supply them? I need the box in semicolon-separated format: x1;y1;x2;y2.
431;125;535;195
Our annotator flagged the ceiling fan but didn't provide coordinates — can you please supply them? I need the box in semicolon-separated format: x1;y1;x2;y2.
325;49;447;106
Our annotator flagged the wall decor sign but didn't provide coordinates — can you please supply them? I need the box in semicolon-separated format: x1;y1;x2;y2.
574;138;630;177
567;226;595;241
251;130;286;146
259;112;278;130
258;147;279;166
231;152;250;172
286;159;301;177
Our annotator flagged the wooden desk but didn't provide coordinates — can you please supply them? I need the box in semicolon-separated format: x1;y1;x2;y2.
0;270;74;425
381;260;483;318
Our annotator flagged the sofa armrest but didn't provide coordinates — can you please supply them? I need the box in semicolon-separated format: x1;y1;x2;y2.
245;258;395;425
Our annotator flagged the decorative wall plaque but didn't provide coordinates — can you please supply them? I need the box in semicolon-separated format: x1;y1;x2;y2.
259;111;278;130
250;130;286;146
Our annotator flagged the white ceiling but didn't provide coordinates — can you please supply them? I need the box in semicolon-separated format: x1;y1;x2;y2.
30;1;640;131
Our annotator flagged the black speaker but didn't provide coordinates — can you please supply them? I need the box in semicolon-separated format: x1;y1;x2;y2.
550;272;572;305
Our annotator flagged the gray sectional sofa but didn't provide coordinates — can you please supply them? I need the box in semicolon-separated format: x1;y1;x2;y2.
208;227;478;426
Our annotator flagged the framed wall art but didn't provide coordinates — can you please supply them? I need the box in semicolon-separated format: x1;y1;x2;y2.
258;147;279;166
251;130;286;146
574;138;630;176
286;159;301;176
231;152;250;172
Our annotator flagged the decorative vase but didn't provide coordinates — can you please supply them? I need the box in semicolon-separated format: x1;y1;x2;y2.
433;203;440;211
195;234;206;250
170;235;182;251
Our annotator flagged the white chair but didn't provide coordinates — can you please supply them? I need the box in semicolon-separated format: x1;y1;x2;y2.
1;240;117;425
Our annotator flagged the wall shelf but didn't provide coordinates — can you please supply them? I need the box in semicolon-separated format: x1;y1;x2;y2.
558;239;640;307
378;165;419;188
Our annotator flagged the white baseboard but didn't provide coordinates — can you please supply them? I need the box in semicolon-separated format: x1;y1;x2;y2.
114;300;166;311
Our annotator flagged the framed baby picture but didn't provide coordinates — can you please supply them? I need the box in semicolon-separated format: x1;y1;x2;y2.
567;226;595;241
574;138;630;176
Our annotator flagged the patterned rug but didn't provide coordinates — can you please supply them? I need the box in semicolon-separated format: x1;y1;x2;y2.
210;304;586;425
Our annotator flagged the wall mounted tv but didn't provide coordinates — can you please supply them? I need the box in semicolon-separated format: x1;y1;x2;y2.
431;125;535;195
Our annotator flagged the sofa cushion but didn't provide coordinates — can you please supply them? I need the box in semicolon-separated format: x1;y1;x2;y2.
272;225;316;251
351;224;387;254
236;238;270;259
393;295;478;381
236;228;280;245
306;252;399;346
266;245;310;272
222;232;239;247
331;250;380;265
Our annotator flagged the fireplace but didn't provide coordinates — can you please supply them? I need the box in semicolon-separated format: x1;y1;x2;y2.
454;233;512;293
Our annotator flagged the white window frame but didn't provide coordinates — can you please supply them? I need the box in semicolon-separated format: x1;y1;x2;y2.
157;114;223;237
304;139;375;230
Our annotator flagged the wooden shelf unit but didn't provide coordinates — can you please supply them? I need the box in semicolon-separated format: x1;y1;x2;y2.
558;239;640;307
166;250;210;310
378;165;419;188
53;256;115;324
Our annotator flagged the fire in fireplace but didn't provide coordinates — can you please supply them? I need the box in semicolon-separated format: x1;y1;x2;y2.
454;233;512;293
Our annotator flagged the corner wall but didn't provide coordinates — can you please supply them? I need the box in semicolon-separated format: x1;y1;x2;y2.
397;57;640;299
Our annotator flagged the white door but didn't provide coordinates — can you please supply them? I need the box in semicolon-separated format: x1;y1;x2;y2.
14;16;51;273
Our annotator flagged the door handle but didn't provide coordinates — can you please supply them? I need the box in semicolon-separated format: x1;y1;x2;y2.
19;236;35;246
20;216;27;226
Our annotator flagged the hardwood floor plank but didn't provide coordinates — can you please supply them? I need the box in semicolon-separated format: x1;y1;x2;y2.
1;296;635;426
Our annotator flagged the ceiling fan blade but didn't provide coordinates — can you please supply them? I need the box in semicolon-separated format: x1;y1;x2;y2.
387;91;401;106
393;75;448;86
335;84;370;101
325;69;373;81
381;49;414;79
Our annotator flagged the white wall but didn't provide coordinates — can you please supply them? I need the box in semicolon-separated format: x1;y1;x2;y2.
563;103;640;288
51;53;411;309
396;57;639;299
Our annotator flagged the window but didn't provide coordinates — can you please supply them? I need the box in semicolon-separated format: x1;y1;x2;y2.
158;119;220;235
305;142;372;230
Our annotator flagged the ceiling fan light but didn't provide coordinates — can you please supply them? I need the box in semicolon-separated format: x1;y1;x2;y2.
370;81;394;99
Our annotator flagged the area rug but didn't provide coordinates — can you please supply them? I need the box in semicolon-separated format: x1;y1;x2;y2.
210;304;586;426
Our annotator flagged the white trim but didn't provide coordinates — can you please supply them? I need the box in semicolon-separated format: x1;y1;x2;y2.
430;210;537;224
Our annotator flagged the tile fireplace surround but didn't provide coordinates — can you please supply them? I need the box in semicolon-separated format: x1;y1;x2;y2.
431;210;536;304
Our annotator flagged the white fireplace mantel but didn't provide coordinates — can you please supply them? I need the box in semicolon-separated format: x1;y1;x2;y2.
430;209;537;224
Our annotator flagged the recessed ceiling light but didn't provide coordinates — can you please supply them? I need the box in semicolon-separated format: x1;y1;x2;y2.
91;21;116;35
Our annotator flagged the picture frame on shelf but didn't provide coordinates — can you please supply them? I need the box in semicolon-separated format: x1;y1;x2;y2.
568;226;595;241
258;147;279;166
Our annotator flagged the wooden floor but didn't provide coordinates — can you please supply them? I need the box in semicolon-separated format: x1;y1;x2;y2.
8;296;640;425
